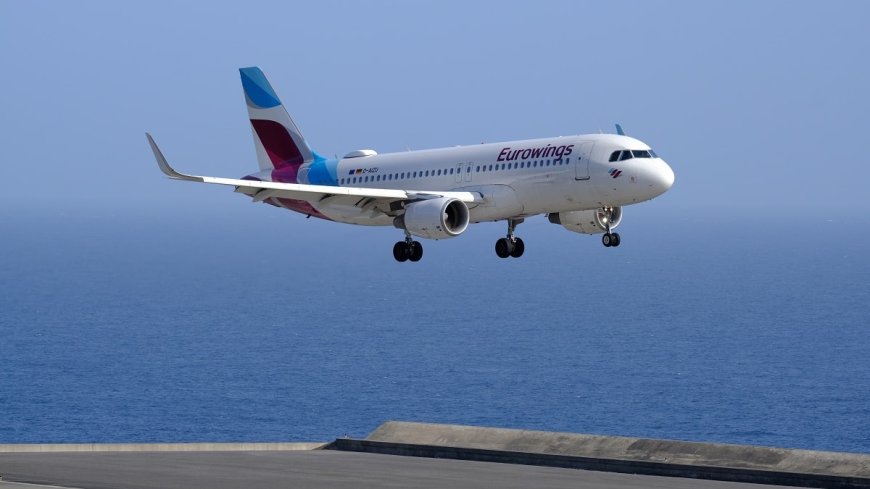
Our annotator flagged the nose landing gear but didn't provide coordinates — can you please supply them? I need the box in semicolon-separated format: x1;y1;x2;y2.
393;233;423;262
598;207;621;248
495;218;525;259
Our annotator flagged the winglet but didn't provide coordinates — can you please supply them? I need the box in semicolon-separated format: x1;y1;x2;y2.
146;133;203;182
615;123;625;136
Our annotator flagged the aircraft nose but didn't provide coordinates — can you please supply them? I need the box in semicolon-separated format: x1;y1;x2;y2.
656;159;675;193
637;158;674;199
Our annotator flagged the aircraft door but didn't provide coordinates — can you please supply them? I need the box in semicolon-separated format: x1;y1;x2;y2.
455;163;463;183
574;142;594;180
464;162;473;182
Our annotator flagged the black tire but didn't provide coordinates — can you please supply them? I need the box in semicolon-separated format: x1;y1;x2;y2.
602;233;612;247
510;238;525;258
495;238;511;258
611;233;621;247
393;241;409;262
409;241;424;262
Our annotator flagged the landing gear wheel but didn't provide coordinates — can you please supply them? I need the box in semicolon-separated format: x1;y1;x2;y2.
510;238;525;258
408;241;423;262
495;238;512;258
393;241;409;262
602;233;613;247
610;233;621;247
496;218;525;259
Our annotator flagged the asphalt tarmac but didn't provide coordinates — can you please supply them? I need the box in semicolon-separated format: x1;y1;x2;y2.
0;450;793;489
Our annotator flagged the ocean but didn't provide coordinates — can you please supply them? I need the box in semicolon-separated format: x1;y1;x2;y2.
1;206;868;453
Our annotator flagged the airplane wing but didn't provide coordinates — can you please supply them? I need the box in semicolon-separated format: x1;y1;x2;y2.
146;133;481;208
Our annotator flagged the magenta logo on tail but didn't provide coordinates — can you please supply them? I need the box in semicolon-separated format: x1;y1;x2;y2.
251;119;303;182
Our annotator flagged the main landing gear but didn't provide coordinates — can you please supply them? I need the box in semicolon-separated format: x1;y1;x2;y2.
602;232;621;247
495;218;525;259
393;233;423;262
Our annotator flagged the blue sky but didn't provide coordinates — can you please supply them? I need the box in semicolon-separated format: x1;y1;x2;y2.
1;1;868;222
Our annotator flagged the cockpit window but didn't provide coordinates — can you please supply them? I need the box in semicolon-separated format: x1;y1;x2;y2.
632;150;652;158
611;148;660;161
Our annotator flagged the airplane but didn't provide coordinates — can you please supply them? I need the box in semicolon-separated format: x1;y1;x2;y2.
147;67;674;262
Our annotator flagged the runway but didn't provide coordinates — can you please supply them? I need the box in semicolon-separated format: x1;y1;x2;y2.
2;422;868;489
0;449;782;489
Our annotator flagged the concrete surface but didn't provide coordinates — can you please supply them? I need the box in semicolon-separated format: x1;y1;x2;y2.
367;421;870;477
0;450;785;489
0;443;324;453
334;421;870;488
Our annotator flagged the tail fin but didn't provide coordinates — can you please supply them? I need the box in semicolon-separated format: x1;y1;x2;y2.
240;67;314;181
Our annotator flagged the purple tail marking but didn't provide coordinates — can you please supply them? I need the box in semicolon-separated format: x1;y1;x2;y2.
251;119;304;183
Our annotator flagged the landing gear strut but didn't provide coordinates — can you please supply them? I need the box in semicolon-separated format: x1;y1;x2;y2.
495;218;525;259
600;207;621;247
393;233;423;262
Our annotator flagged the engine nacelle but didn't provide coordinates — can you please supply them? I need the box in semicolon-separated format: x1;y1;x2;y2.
548;207;622;234
394;197;470;240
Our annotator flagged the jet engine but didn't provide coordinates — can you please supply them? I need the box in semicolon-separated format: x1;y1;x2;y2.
548;207;622;234
394;197;470;240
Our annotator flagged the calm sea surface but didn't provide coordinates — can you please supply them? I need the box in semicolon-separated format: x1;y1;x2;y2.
1;207;868;452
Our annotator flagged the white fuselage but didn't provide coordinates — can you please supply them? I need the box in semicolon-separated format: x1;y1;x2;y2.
298;134;674;226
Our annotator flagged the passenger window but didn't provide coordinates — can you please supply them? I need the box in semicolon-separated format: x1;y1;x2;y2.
609;151;620;162
619;151;632;161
